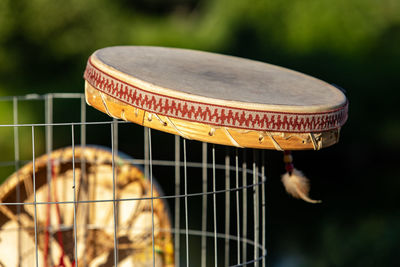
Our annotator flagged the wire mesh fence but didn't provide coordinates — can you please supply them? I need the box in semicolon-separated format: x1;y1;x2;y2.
0;93;267;266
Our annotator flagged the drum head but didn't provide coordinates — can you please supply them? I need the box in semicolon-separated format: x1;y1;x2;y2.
84;46;348;150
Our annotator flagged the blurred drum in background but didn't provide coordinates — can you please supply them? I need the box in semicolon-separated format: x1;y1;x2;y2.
0;146;173;267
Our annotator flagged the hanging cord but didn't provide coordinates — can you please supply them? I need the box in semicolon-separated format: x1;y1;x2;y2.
43;160;67;267
281;151;321;204
283;151;294;174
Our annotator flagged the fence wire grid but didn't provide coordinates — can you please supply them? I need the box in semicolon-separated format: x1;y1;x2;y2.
0;93;267;267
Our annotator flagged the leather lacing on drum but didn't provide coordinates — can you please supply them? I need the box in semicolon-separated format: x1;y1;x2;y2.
309;133;322;150
265;132;283;151
165;117;190;139
223;128;242;147
100;92;118;119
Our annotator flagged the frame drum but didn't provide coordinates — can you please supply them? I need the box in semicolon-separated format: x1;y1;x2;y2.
84;46;348;151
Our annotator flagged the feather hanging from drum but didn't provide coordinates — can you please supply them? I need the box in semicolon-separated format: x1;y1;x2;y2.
281;151;321;204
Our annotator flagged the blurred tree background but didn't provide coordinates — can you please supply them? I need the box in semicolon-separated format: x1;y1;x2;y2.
0;0;399;266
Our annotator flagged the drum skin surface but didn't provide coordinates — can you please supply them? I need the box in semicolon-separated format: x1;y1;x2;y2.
84;46;348;150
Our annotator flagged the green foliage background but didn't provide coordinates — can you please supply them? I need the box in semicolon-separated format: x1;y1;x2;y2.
0;0;399;266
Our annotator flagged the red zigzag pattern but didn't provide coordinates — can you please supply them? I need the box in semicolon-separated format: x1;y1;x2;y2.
84;59;348;133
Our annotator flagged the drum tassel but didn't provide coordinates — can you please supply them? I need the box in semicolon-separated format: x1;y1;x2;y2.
281;151;321;204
